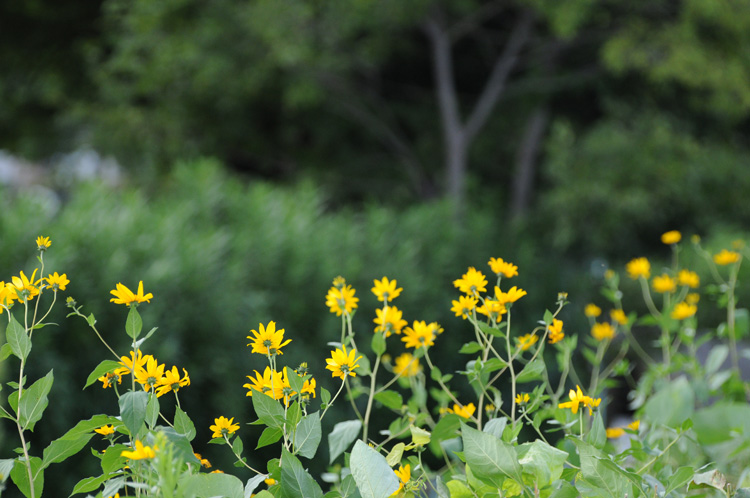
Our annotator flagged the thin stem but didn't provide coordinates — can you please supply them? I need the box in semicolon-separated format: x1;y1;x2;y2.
223;434;264;474
424;349;479;424
636;431;684;474
505;309;518;426
344;378;363;421
321;378;347;420
362;353;382;442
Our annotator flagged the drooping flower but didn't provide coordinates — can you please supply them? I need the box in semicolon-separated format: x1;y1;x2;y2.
584;303;602;318
374;305;408;336
155;366;191;397
98;371;122;389
401;320;436;349
591;322;615;341
246;321;292;356
626;257;651;280
516;333;538;351
661;231;682;245
671;302;697;320
109;281;153;306
36;236;51;251
45;272;70;291
134;356;166;393
210;416;240;439
714;249;741;266
194;453;212;468
547;319;564;344
325;345;363;380
371;277;403;302
488;257;518;278
494;286;527;305
447;403;476;419
652;274;676;294
453;267;488;295
391;464;411;496
121;440;156;460
325;285;359;316
678;269;700;288
301;376;317;399
610;309;628;325
94;424;115;436
515;393;530;404
393;352;421;377
243;367;284;400
10;269;41;302
450;295;478;319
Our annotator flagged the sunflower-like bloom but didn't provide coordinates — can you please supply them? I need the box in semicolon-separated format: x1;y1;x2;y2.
210;416;240;439
610;309;628;325
686;293;700;305
244;367;284;400
494;286;527;305
194;452;212;468
516;333;538;351
98;371;122;389
391;464;411;496
714;249;741;266
558;385;600;415
476;298;506;320
515;393;530;404
121;440;156;460
110;281;153;306
325;285;359;316
447;403;476;419
626;257;651;280
10;269;41;302
661;230;681;245
677;269;699;288
453;267;488;295
584;303;601;318
450;295;478;319
0;282;15;312
155;366;191;397
247;321;292;356
46;272;70;291
652;274;676;293
374;306;408;336
134;356;166;393
325;345;362;380
371;277;403;302
591;322;615;341
547;319;564;344
488;257;518;278
606;427;624;439
393;352;421;377
114;349;151;377
401;320;436;349
94;424;115;436
36;236;51;251
671;302;697;320
301;377;317;399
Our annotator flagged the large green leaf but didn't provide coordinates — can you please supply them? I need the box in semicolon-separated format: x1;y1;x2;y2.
643;376;694;428
572;439;633;498
179;473;244;498
10;457;44;498
280;448;324;498
461;423;524;488
19;369;54;431
294;411;321;458
518;440;568;487
125;306;142;340
252;391;285;429
6;314;31;361
349;440;399;498
328;419;361;464
83;360;123;389
119;391;148;436
174;406;196;441
71;474;111;495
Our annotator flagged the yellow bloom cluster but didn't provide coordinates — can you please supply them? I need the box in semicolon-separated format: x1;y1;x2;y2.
244;366;316;403
558;385;601;415
104;350;190;397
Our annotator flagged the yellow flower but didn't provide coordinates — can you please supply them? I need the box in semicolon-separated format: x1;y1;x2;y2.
36;236;51;251
325;345;363;380
301;376;317;399
714;249;741;266
516;333;538;351
393;353;421;377
604;269;615;280
677;269;700;288
265;478;277;486
686;293;700;305
210;469;224;473
390;464;411;496
0;281;15;311
371;277;403;302
332;276;347;289
109;281;153;306
243;367;284;400
210;416;240;439
401;320;436;349
121;440;156;460
591;322;615;341
10;269;41;302
627;420;640;431
626;257;651;280
475;298;506;320
98;371;122;389
447;403;476;419
494;286;527;305
325;285;359;316
247;321;292;356
584;303;601;318
610;309;628;325
374;306;408;336
450;295;478;319
661;230;681;245
488;257;518;278
671;302;697;320
558;385;599;415
94;424;115;436
155;366;191;397
45;272;70;291
194;452;212;468
114;349;151;377
652;274;676;293
605;427;625;439
134;356;166;393
515;393;530;404
548;318;564;344
485;403;495;413
453;267;488;295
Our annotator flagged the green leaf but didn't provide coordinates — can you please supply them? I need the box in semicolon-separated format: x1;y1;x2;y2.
100;444;128;474
386;442;405;466
294;411;321;459
146;393;160;427
349;440;400;498
410;426;431;446
19;369;54;431
586;412;606;449
0;342;13;362
328;419;362;464
86;313;96;328
280;448;324;498
6;314;31;361
543;309;554;326
459;342;483;354
518;440;568;487
83;360;123;389
0;459;13;483
446;480;473;498
373;390;402;411
478;322;505;338
285;366;305;394
320;387;331;406
430;413;461;443
174;406;196;441
705;345;729;375
254;492;275;498
125;306;142;340
257;427;284;449
157;426;201;465
252;392;285;429
516;360;545;383
244;473;269;497
461;423;524;488
548;481;579;498
371;332;386;356
339;474;363;498
11;457;44;498
42;434;93;468
71;474;111;495
179;473;245;498
664;466;694;494
483;417;508;439
644;376;694;428
572;439;632;498
119;391;148;436
430;366;443;382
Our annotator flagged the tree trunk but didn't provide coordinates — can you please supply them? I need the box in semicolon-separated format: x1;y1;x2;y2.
511;106;548;218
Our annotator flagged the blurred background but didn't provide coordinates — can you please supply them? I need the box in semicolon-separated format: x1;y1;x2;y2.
2;0;750;491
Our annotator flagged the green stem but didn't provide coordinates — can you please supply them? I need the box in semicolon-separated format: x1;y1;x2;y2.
321;378;347;420
362;353;381;442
